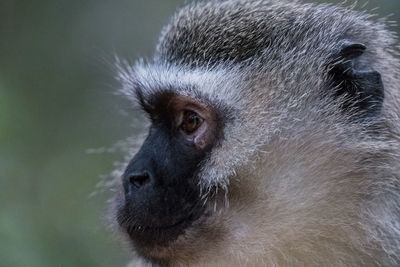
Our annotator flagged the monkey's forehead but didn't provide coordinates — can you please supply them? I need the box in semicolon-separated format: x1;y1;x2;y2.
115;60;248;110
154;0;389;68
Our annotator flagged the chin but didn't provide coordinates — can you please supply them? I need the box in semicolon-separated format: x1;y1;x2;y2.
115;193;221;265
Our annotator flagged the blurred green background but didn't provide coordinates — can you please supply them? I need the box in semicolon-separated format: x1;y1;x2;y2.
0;0;398;266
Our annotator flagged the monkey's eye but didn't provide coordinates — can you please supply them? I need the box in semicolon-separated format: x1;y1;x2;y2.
180;110;203;134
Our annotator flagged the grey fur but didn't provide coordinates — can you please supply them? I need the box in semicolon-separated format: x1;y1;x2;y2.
114;0;400;265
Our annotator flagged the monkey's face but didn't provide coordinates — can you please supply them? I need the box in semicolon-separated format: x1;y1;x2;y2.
116;91;223;258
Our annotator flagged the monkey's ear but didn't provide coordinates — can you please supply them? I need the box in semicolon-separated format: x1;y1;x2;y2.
337;40;366;59
329;40;384;117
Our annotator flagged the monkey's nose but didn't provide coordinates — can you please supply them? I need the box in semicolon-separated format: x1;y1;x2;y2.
129;171;151;188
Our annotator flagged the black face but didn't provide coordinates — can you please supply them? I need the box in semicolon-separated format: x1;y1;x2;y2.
116;91;220;249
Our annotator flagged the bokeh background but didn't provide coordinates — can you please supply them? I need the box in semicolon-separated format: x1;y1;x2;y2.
0;0;398;266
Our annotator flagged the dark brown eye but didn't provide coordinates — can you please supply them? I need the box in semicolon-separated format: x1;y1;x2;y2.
181;110;203;134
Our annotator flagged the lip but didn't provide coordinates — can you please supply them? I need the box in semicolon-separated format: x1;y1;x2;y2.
123;212;199;247
128;214;192;234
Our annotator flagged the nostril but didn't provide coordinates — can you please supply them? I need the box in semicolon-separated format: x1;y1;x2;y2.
129;172;150;188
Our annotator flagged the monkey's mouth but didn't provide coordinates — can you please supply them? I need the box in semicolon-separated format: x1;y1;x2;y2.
127;213;194;236
118;206;204;248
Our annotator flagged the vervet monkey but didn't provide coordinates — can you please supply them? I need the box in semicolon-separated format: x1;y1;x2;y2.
112;0;400;265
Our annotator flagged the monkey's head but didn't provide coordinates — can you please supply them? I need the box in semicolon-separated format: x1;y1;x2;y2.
112;0;400;265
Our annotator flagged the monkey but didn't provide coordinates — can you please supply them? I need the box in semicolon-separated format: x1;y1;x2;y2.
111;0;400;266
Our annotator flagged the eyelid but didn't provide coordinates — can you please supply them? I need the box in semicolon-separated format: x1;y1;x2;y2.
183;104;208;116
